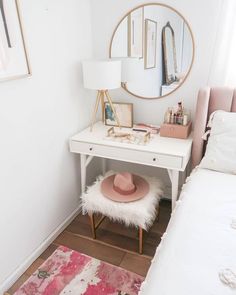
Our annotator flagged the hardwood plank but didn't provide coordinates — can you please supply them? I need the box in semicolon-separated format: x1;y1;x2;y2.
99;218;138;238
74;213;92;224
67;219;158;257
54;231;125;266
160;199;172;209
65;200;170;257
120;253;151;277
7;274;29;294
39;244;58;260
66;218;97;237
67;218;138;243
143;230;162;247
25;258;44;276
95;227;158;257
70;215;138;239
151;219;169;236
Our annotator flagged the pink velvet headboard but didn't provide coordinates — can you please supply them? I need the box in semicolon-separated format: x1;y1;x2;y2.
192;87;236;168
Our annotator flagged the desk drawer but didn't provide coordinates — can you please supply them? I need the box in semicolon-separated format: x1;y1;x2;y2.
70;141;183;170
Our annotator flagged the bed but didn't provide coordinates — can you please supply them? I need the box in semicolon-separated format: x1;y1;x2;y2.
140;87;236;295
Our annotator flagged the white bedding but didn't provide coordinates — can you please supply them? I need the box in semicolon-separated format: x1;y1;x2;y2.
140;168;236;295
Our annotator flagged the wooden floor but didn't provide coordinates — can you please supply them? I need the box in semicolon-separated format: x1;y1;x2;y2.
7;199;171;294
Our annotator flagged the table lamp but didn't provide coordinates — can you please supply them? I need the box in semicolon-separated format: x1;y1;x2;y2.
82;60;121;131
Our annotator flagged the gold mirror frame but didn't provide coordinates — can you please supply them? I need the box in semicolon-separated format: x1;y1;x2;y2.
109;3;195;100
162;21;178;85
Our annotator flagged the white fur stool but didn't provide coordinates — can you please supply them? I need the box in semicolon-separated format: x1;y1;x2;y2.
81;171;163;254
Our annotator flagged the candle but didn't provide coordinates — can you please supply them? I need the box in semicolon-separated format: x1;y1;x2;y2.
183;115;188;126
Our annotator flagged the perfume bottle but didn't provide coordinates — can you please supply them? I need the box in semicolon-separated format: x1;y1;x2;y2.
164;108;173;124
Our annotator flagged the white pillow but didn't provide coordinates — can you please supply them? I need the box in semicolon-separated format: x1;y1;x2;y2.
200;111;236;174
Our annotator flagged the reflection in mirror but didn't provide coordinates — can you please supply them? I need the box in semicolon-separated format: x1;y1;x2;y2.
110;4;194;99
162;22;177;85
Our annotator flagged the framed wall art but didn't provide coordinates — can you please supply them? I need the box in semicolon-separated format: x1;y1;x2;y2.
0;0;30;82
144;19;157;69
104;102;133;128
128;7;143;58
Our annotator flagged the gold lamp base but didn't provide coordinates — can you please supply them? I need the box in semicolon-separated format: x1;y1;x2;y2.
90;90;120;131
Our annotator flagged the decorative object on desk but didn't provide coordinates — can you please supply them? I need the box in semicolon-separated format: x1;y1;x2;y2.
0;0;30;82
106;126;151;145
13;246;144;295
82;170;163;253
164;102;191;125
145;19;157;69
101;172;149;202
105;102;133;128
82;60;121;131
133;123;160;134
160;102;192;139
160;121;192;139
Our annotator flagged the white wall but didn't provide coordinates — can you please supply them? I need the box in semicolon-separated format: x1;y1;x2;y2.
90;0;223;194
0;0;100;292
111;17;128;57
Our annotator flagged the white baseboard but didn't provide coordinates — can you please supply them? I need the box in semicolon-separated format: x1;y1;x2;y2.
0;205;81;295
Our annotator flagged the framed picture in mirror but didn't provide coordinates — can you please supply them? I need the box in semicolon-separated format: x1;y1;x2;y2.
104;102;133;128
145;19;157;69
128;7;143;58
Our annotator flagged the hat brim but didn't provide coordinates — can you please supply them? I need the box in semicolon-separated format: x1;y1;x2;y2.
101;174;150;203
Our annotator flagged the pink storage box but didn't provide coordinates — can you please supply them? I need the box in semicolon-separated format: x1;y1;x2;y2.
160;122;192;139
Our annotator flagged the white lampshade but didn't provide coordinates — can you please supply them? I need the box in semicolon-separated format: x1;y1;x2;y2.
82;60;121;90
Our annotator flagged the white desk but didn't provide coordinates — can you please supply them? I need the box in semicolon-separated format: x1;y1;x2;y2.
70;122;192;210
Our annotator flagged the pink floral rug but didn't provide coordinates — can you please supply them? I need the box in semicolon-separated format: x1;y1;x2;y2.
14;246;144;295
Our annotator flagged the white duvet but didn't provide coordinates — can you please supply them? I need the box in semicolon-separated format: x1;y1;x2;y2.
140;168;236;295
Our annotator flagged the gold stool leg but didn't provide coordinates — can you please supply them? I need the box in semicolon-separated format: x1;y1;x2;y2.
139;227;143;254
89;212;96;239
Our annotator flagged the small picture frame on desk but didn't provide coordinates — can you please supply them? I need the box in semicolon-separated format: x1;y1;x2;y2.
104;102;133;128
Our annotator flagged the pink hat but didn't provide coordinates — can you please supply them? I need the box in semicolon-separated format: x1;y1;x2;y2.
101;172;150;202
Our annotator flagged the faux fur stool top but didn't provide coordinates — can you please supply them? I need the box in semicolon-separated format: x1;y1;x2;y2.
82;171;163;231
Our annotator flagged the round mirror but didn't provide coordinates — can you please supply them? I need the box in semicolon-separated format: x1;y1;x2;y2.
109;4;194;99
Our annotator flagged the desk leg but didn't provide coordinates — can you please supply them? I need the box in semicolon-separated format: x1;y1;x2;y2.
168;169;179;211
182;169;187;184
171;170;179;211
102;158;106;176
80;154;87;194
